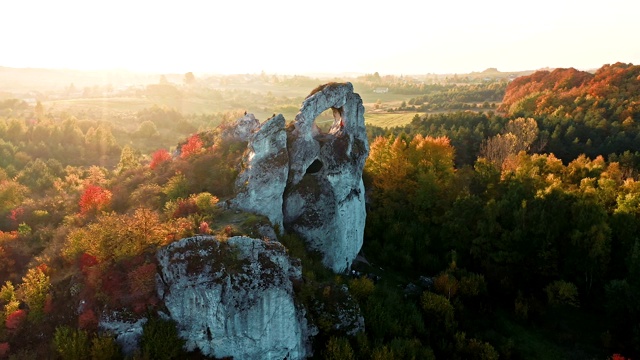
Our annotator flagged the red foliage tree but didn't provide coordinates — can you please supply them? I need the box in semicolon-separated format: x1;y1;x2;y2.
5;309;26;331
180;134;203;159
43;293;54;314
199;221;210;234
7;207;23;228
0;342;9;358
79;185;112;215
79;253;99;273
128;263;158;313
172;197;198;218
150;149;172;170
78;309;98;330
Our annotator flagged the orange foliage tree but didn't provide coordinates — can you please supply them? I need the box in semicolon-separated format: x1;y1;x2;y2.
180;134;203;159
150;149;172;170
79;185;112;215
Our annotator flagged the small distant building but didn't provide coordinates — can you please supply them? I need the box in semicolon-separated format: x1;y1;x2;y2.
373;87;389;93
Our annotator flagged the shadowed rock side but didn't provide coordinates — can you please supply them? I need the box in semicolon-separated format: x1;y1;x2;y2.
156;235;316;360
232;83;369;273
233;114;289;230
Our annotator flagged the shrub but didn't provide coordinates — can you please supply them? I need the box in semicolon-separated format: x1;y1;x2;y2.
140;316;185;360
0;342;9;357
324;336;355;360
5;309;26;331
545;280;580;308
53;326;90;360
162;173;189;201
421;291;455;333
78;309;98;330
348;277;375;303
434;272;459;299
90;333;121;360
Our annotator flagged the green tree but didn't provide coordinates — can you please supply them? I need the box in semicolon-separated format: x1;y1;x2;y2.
53;326;90;360
324;336;355;360
183;72;196;86
20;266;51;322
116;145;140;175
140;316;185;360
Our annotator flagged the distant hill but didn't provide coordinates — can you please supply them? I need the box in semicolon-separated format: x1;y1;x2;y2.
498;62;640;161
0;66;162;93
500;62;640;119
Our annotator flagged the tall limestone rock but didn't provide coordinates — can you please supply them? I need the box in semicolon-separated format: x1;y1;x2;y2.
232;83;369;272
156;235;316;359
283;83;369;273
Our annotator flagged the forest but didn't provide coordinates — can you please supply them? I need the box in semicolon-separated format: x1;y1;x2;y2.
0;63;639;359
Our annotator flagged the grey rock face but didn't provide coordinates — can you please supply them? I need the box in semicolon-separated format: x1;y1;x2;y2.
228;113;260;141
156;235;315;360
233;115;289;231
232;83;369;273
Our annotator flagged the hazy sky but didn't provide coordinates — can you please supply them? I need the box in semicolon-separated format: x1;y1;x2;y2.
3;0;639;75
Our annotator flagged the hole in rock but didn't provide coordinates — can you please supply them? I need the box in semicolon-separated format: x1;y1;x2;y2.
332;107;344;128
306;159;323;174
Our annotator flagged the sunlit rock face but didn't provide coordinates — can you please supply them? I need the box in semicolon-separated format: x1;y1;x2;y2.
156;235;315;360
232;83;369;273
233;115;289;231
284;83;369;273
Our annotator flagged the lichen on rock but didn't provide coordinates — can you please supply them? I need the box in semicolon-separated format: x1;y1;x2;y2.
156;235;316;359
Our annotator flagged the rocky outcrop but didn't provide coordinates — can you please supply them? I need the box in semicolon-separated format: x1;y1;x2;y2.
232;83;369;273
156;235;315;360
225;112;261;141
232;115;289;231
284;83;369;273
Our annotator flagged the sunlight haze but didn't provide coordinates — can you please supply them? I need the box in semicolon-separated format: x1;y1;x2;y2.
3;0;639;75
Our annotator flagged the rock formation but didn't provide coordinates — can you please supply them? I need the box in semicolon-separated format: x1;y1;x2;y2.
233;114;289;231
232;82;369;272
156;235;316;359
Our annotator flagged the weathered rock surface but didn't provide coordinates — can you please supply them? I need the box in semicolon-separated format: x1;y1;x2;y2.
233;115;289;231
226;113;260;141
232;83;369;273
156;235;315;360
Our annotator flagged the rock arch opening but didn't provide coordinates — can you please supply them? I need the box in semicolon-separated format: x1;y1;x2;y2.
332;107;344;129
305;159;323;174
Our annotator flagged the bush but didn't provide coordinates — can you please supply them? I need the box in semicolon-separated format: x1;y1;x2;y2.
53;326;90;360
90;333;121;360
324;336;355;360
421;291;456;333
348;277;375;303
140;316;185;360
4;309;26;331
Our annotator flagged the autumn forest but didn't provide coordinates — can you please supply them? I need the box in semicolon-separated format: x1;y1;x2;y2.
1;63;640;359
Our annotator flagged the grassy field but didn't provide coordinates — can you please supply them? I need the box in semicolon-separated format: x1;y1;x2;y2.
364;112;419;128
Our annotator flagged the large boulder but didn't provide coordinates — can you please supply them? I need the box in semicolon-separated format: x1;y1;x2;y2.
156;235;315;360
